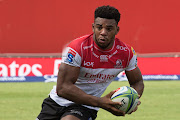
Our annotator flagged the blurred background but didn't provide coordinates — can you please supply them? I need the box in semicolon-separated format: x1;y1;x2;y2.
0;0;180;82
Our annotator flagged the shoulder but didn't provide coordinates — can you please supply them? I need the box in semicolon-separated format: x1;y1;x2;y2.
115;38;137;68
61;34;92;67
115;38;136;56
66;34;93;55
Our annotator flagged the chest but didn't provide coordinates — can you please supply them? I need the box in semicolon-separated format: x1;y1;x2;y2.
81;47;129;69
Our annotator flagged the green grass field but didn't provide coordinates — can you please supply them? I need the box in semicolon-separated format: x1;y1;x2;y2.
0;81;180;120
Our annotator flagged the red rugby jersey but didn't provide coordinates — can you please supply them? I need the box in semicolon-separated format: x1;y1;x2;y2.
50;34;137;110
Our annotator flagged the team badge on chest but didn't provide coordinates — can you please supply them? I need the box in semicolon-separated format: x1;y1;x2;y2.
114;59;123;68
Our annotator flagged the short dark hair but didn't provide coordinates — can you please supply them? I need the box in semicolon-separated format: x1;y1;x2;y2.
94;5;121;24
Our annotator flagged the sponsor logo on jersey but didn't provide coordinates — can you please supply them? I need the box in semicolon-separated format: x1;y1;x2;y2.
114;59;123;68
84;73;115;83
66;49;76;63
131;47;136;55
116;45;128;51
84;61;94;67
100;55;108;62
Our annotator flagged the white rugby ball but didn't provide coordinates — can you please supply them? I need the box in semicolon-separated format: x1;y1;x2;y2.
111;86;139;114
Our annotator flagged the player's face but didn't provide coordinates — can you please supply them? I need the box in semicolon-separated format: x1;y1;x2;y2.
92;17;119;50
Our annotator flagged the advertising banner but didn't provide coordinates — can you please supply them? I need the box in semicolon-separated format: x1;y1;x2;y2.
0;58;61;82
116;57;180;81
0;57;180;82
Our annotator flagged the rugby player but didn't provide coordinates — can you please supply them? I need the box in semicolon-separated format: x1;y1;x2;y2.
36;5;144;120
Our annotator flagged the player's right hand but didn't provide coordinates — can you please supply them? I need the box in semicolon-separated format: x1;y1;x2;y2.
98;90;125;116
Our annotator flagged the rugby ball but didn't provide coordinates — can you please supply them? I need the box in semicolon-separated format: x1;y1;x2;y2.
111;86;139;114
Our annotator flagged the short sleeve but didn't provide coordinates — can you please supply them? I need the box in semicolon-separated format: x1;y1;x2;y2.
61;47;82;67
125;47;138;71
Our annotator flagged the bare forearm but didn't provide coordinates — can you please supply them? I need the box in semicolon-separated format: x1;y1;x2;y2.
130;79;144;97
125;67;144;97
57;84;125;116
56;83;100;107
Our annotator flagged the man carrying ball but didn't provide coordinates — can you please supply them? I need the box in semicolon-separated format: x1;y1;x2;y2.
36;5;144;120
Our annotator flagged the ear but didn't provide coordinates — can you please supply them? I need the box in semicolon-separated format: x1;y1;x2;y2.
92;23;95;32
116;26;120;35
